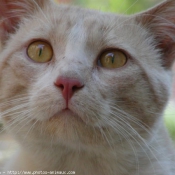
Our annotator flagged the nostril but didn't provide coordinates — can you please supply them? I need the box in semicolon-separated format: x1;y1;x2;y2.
58;84;64;90
72;85;77;92
72;84;84;92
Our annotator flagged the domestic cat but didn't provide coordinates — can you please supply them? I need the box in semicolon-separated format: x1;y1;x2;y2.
0;0;175;174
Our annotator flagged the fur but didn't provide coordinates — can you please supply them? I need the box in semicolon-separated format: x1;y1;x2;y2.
0;0;175;174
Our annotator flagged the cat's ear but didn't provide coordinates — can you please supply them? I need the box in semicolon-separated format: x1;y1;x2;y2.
136;0;175;69
0;0;45;41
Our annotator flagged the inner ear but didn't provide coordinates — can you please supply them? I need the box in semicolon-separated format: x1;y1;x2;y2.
0;0;46;42
136;0;175;69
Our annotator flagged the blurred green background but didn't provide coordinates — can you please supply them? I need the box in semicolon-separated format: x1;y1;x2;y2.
74;0;159;14
165;102;175;141
59;0;161;13
59;0;175;141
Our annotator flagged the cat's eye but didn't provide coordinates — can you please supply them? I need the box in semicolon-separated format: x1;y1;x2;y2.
98;50;127;69
27;41;53;63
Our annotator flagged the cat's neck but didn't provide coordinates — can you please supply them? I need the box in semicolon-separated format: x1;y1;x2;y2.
9;125;174;175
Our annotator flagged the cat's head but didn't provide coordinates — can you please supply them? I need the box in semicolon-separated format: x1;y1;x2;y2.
0;0;175;150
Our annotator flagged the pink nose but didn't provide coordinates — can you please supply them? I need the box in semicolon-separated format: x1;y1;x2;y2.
54;77;84;106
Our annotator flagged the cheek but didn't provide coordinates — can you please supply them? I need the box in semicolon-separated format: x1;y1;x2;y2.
29;84;65;121
0;58;41;100
0;66;28;115
0;71;26;98
10;57;32;81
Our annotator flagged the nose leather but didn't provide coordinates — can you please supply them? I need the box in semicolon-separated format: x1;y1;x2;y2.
54;77;84;107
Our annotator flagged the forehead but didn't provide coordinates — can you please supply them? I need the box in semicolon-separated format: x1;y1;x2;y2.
45;5;113;48
23;5;139;44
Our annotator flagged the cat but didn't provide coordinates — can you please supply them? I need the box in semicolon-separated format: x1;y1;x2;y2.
0;0;175;174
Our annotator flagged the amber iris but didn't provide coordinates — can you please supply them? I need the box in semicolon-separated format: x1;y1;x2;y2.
99;50;127;69
27;41;53;63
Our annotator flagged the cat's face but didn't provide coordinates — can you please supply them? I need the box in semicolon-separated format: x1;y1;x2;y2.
0;0;174;150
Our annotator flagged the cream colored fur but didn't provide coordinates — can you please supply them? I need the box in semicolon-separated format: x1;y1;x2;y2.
0;0;175;174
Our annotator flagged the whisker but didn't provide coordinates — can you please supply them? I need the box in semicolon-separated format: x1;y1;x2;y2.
109;114;162;172
23;119;38;140
123;0;139;15
107;117;156;173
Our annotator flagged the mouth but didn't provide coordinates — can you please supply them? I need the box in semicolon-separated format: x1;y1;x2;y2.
49;108;85;123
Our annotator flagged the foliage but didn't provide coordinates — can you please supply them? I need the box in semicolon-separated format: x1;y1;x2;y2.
164;102;175;140
74;0;158;14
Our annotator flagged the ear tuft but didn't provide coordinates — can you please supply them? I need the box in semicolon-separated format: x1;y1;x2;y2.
136;0;175;69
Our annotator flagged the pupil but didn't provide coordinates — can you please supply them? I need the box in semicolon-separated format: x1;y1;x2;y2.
111;54;115;64
39;48;42;57
38;44;45;57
